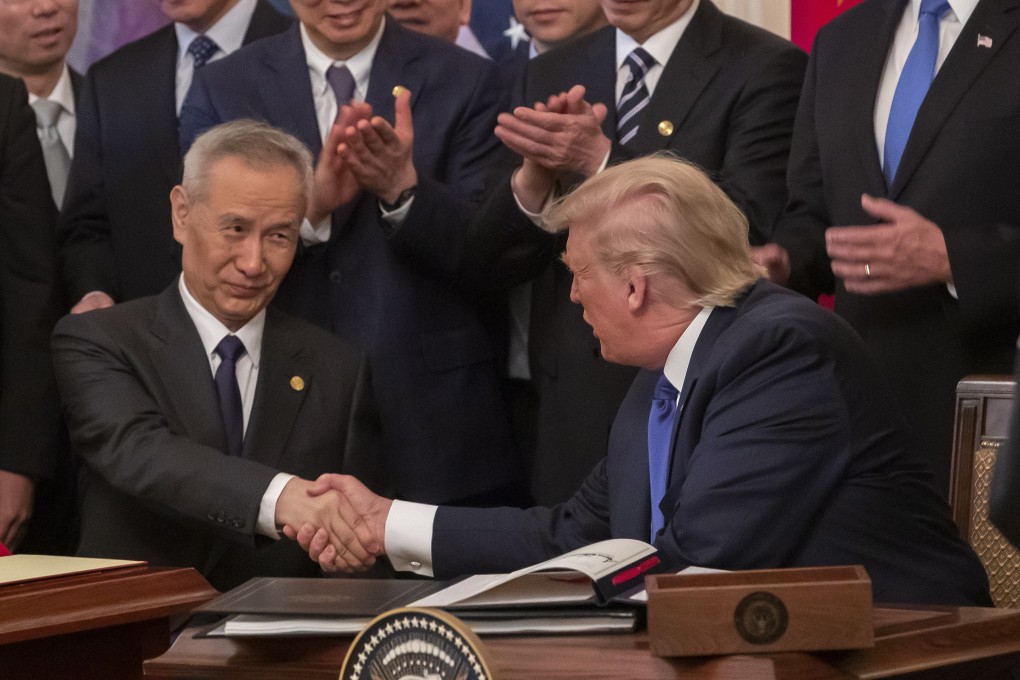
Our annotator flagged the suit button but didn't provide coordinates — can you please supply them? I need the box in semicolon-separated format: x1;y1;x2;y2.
329;271;342;283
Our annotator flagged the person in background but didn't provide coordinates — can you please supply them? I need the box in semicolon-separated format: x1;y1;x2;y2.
59;0;290;315
756;0;1020;498
0;75;63;553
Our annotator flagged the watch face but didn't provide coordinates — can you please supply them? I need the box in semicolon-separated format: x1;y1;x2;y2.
340;607;494;680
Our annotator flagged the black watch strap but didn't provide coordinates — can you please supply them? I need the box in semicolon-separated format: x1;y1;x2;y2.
380;186;416;212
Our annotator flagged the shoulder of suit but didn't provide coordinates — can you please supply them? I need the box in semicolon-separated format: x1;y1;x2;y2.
386;19;494;74
87;24;176;78
266;305;361;359
54;295;160;340
814;0;887;44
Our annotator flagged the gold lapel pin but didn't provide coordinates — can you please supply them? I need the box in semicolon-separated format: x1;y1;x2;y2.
392;85;407;97
658;120;674;137
290;376;305;392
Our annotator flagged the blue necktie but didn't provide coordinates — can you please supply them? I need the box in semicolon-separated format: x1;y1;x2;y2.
188;34;219;69
214;335;246;457
617;47;655;146
883;0;950;184
647;372;679;541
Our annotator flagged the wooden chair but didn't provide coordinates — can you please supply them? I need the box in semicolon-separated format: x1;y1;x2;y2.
951;375;1020;607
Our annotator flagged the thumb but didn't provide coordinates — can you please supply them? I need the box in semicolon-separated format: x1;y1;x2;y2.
393;86;413;138
860;193;906;223
308;473;344;496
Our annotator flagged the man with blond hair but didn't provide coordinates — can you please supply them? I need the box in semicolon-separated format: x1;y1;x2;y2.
293;155;990;607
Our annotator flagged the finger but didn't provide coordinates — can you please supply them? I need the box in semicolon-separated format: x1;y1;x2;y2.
293;522;320;549
369;116;401;148
495;126;557;163
830;258;875;281
824;225;888;260
592;102;608;126
392;86;413;141
512;106;569;132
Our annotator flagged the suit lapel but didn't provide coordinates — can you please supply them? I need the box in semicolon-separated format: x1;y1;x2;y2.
633;0;722;151
259;26;322;157
365;19;426;132
890;0;1020;198
149;285;226;451
242;307;308;467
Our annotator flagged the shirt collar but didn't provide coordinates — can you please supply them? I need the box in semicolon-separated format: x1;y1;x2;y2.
27;64;75;116
300;17;386;101
616;0;699;70
908;0;977;25
178;275;265;369
662;304;713;393
175;0;258;64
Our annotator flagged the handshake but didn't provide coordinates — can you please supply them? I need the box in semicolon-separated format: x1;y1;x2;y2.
276;474;393;573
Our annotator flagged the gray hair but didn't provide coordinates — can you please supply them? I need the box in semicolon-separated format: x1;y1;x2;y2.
544;154;761;308
181;120;313;207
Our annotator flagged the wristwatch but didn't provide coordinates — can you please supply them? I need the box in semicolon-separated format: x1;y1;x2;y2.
380;185;416;212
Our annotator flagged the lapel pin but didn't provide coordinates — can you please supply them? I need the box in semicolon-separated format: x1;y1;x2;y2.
977;34;993;48
658;120;674;137
290;376;305;392
392;85;407;97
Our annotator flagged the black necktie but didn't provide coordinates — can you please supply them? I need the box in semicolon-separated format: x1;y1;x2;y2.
213;335;246;456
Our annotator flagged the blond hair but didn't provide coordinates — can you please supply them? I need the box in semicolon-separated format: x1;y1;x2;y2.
544;154;761;308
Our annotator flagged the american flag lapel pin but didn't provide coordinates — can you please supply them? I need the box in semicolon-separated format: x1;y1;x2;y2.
977;34;993;48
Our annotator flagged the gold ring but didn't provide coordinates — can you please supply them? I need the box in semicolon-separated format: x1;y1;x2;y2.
864;263;871;277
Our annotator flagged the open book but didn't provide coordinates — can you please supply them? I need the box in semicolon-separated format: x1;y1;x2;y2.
195;538;665;637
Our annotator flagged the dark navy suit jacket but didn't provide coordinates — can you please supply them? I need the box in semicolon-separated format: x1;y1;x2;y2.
178;19;522;506
432;281;991;606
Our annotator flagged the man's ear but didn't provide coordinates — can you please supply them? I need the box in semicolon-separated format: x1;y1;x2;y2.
627;270;648;312
170;185;189;247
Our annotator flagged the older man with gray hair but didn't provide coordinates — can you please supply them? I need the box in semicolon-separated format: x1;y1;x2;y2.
53;120;376;591
294;155;990;607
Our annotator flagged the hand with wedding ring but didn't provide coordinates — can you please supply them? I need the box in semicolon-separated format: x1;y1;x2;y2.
825;194;952;295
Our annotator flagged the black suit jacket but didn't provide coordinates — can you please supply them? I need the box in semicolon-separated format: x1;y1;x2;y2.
58;1;291;306
774;0;1020;495
432;281;991;607
178;20;523;506
413;1;806;504
0;75;62;480
52;284;374;591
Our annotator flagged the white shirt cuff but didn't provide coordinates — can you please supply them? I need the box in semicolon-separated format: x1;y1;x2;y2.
379;195;415;223
258;472;296;539
300;216;331;246
385;499;437;576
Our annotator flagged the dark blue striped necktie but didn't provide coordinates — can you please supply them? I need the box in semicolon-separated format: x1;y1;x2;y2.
617;47;656;147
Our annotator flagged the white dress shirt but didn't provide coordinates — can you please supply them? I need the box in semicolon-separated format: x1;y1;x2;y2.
386;305;715;577
27;64;76;158
178;275;293;538
174;0;258;113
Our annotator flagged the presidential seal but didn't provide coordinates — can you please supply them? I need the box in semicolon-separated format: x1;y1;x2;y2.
733;591;788;645
339;607;494;680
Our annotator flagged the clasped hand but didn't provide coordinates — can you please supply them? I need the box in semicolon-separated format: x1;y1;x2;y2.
278;474;390;574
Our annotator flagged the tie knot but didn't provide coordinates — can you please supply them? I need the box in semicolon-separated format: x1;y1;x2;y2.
625;47;656;78
653;372;678;402
31;98;62;128
919;0;950;18
188;34;219;68
326;64;356;106
214;335;246;363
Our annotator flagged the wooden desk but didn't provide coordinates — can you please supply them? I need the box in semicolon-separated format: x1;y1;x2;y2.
145;605;1020;679
0;566;217;680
